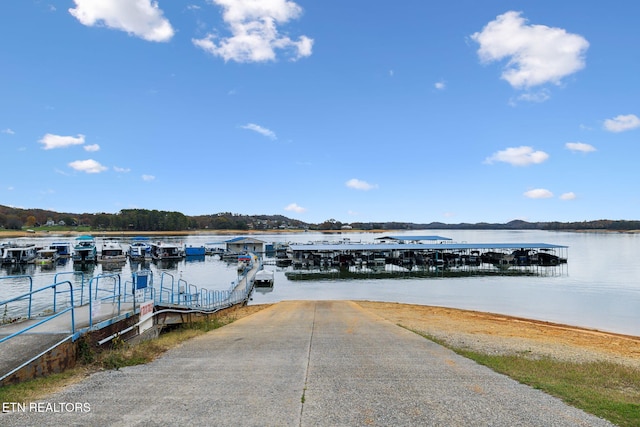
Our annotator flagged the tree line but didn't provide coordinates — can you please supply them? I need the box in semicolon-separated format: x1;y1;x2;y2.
1;204;640;232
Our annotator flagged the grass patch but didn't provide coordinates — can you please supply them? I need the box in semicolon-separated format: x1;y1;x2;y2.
0;315;236;404
0;368;91;405
418;332;640;427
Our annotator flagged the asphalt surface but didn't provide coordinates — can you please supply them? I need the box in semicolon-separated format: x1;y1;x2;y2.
1;300;614;426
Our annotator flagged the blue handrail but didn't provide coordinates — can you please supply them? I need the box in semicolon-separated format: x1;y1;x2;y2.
0;275;35;319
54;271;86;305
0;280;75;345
87;273;123;329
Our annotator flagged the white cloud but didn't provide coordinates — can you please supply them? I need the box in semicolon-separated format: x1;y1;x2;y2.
434;81;446;90
84;144;100;152
2;128;15;135
284;202;306;213
603;114;640;132
142;174;155;181
39;133;85;149
346;178;378;191
560;192;577;200
69;0;174;42
565;142;596;153
471;11;589;89
68;159;108;173
241;123;276;139
484;146;549;166
113;166;131;173
515;89;550;103
524;188;553;199
193;0;313;63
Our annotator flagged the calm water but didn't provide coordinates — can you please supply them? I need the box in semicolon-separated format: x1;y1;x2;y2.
2;230;639;336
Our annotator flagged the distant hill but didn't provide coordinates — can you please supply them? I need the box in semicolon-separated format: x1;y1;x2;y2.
1;204;639;232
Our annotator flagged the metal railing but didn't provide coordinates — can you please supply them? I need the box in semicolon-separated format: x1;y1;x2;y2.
155;256;260;311
0;280;75;344
54;271;87;305
0;281;76;383
1;255;261;339
86;273;123;329
0;275;35;319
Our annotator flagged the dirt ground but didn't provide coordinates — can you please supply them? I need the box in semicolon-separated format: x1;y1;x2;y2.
235;301;640;369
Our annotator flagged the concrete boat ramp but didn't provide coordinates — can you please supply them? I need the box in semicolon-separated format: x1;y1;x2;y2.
1;300;612;426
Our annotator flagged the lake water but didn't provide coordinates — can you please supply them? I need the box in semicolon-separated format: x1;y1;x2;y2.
2;230;639;337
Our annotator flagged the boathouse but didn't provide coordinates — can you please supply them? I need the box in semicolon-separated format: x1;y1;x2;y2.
225;237;266;255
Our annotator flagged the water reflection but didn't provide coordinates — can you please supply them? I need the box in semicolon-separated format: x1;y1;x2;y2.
73;262;96;275
100;260;127;273
2;263;36;276
153;259;181;270
129;259;151;272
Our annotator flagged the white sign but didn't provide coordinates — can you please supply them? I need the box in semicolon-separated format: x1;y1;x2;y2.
140;301;153;322
139;301;154;334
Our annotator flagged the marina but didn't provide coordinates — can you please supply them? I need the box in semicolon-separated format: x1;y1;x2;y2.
1;228;640;387
0;230;639;337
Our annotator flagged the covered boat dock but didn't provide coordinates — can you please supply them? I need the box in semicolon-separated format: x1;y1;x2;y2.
285;241;568;280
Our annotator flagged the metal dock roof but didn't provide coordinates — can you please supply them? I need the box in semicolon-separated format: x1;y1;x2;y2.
375;235;452;241
288;242;567;252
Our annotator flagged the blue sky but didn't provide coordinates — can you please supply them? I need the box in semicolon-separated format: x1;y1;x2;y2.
1;1;639;224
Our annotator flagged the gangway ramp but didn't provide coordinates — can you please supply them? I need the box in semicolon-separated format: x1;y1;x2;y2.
0;301;135;385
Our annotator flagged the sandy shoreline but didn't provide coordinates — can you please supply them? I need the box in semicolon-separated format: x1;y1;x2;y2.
357;301;640;367
0;229;388;239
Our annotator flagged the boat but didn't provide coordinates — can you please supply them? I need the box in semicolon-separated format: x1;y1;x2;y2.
72;235;97;264
536;249;567;266
237;253;252;271
49;242;72;258
98;240;127;264
35;248;60;266
254;269;274;287
204;243;225;256
0;242;9;263
1;244;38;264
128;237;151;260
184;245;206;256
149;241;184;260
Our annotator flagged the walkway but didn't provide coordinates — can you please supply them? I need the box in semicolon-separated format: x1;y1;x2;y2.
1;301;612;426
0;301;134;382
